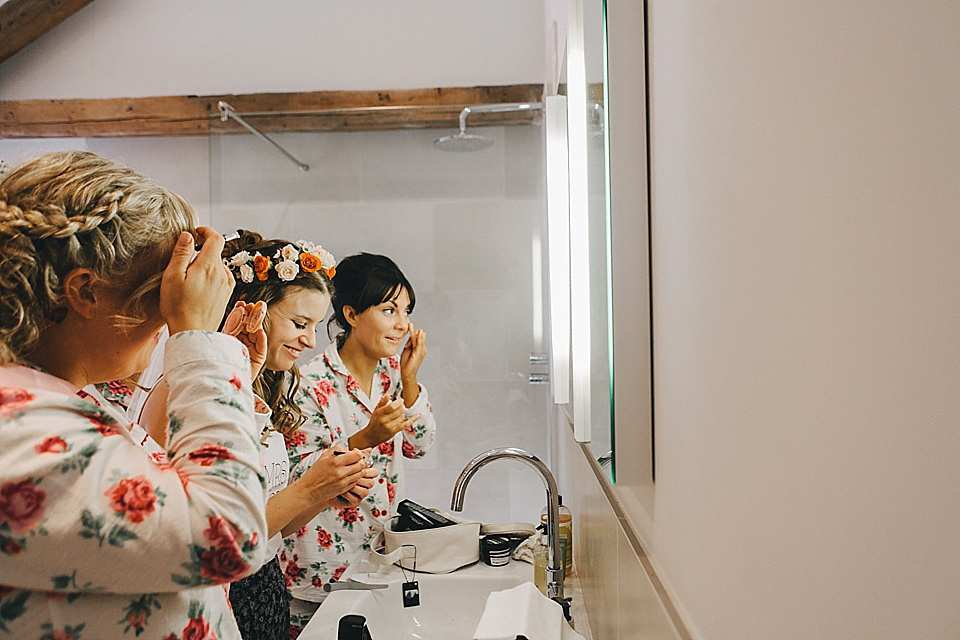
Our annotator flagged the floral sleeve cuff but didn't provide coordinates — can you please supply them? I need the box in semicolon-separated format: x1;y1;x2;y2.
253;394;272;433
403;384;431;418
165;331;249;374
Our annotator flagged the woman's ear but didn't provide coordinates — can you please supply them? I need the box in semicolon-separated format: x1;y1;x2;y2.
62;268;99;319
342;305;360;328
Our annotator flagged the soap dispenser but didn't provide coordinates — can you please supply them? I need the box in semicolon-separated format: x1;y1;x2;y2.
532;525;549;596
540;494;573;574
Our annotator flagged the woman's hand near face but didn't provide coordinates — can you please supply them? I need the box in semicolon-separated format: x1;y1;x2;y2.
350;394;421;449
161;228;234;335
222;301;268;380
399;324;426;407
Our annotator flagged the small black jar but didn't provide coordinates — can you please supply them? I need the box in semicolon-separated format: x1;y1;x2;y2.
480;535;513;567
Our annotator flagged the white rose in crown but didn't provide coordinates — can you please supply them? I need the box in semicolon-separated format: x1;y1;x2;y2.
239;263;255;283
275;259;300;281
228;250;252;266
280;244;300;262
315;248;336;269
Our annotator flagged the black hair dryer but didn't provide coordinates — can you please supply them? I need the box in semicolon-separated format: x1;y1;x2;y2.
338;614;373;640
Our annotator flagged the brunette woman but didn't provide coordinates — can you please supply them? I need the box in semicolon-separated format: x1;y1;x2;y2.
280;253;435;634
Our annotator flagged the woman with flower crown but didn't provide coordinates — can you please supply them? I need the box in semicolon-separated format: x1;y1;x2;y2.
280;253;435;635
136;231;378;640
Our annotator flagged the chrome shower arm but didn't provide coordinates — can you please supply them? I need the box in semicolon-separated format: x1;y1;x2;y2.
457;102;543;134
216;101;310;172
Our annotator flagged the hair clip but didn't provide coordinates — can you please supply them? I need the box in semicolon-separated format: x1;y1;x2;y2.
195;230;240;252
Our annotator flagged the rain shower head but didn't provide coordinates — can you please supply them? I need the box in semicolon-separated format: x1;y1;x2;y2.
434;102;543;152
434;131;494;152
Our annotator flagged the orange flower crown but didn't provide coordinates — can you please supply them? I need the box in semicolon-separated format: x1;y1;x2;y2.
224;240;336;283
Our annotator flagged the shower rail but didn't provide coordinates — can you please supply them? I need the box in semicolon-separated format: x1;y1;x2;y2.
217;101;310;172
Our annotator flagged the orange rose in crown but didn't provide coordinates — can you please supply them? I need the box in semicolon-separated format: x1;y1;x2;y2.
253;255;271;281
300;252;321;273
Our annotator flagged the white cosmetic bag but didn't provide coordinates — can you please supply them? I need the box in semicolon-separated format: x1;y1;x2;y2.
368;515;536;574
372;519;481;574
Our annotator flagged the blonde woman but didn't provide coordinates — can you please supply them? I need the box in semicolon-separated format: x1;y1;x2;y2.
0;151;266;639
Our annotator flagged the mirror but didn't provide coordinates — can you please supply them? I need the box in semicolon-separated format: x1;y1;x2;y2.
559;0;614;476
207;125;555;523
0;0;626;512
582;0;613;478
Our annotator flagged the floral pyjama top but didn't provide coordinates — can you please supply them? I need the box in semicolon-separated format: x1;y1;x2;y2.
0;331;268;640
279;342;435;602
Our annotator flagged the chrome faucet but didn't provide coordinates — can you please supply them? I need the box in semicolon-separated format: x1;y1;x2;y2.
451;448;566;604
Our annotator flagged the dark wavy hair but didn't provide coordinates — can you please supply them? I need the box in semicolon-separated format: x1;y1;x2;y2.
222;230;334;435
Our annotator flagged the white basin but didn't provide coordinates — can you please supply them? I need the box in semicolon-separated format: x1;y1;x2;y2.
300;559;534;639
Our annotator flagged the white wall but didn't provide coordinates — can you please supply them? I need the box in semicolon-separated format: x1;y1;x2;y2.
631;1;960;638
0;0;544;99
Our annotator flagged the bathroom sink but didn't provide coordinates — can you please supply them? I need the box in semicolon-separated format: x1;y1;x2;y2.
300;559;533;639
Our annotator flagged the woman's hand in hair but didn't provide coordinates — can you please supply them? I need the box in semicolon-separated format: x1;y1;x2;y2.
222;301;268;380
161;228;234;335
350;395;421;449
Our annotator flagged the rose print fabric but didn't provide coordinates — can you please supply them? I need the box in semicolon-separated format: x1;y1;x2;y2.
93;379;135;412
279;342;435;603
0;331;268;639
80;384;165;457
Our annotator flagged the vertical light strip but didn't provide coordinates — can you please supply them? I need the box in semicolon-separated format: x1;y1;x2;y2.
532;233;544;351
567;0;592;442
545;95;570;405
601;0;615;452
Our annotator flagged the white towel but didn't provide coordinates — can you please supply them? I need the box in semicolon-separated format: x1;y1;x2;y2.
473;581;584;640
512;534;538;564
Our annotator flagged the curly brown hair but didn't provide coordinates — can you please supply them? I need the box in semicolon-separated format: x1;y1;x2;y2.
0;151;196;365
222;230;334;436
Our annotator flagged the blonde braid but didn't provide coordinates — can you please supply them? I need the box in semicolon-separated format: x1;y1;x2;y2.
0;194;122;240
0;151;196;365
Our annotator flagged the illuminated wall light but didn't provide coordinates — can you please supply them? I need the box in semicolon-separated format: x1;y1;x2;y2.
545;95;571;405
532;233;544;351
567;0;592;443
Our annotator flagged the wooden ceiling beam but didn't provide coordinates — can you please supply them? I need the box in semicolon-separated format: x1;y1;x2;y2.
0;0;96;64
0;84;544;139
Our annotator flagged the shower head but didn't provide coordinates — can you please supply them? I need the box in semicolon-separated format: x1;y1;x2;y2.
434;131;494;152
434;102;543;152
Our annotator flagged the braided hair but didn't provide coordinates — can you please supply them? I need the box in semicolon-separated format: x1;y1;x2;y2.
0;151;196;365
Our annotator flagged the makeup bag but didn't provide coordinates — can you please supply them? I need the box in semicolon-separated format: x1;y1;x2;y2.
372;518;482;574
367;508;535;574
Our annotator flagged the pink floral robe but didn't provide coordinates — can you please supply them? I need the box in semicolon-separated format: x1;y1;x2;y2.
279;342;435;604
0;331;268;639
